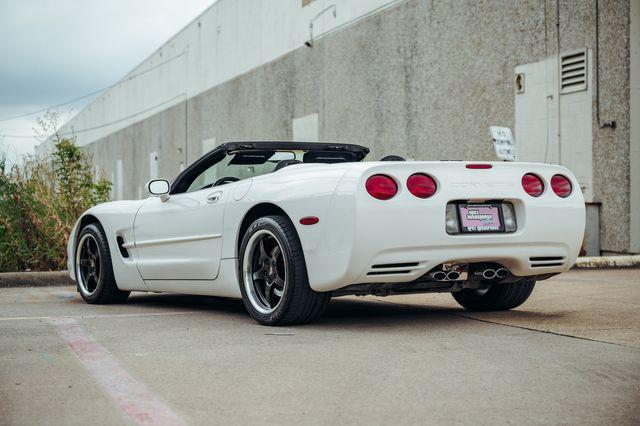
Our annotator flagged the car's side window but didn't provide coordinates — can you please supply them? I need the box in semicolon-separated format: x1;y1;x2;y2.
187;164;219;192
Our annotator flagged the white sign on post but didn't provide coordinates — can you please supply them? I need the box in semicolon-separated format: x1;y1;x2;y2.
490;126;518;161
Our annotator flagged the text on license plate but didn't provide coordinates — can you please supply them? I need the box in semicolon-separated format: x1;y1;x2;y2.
458;204;503;233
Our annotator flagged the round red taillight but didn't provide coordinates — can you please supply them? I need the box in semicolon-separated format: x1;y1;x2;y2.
365;174;397;200
521;173;544;197
551;174;572;198
406;173;437;198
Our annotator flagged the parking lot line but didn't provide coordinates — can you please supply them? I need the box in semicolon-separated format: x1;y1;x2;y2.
49;316;186;425
0;310;200;321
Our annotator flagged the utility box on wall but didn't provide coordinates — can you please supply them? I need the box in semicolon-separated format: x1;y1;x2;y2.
515;49;598;255
515;49;593;202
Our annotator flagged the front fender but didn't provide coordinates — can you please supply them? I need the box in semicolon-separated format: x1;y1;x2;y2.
66;200;148;291
67;219;80;281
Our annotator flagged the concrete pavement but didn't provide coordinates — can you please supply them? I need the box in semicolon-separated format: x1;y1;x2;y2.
1;269;638;425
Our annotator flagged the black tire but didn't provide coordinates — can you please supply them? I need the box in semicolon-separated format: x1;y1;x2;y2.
238;215;330;326
75;223;130;304
452;280;536;311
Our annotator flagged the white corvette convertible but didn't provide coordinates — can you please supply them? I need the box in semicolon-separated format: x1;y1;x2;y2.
67;141;585;325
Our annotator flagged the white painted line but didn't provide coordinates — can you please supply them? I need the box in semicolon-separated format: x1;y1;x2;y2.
0;311;200;321
50;317;186;425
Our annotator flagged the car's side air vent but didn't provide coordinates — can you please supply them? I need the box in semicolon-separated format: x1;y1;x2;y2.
371;262;419;269
529;256;564;262
560;50;587;94
367;262;421;276
116;236;130;258
529;256;565;268
367;270;411;276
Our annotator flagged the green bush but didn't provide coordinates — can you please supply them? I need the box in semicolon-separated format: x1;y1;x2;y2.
0;137;111;272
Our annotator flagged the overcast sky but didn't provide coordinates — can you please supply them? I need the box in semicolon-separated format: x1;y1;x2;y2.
0;0;216;164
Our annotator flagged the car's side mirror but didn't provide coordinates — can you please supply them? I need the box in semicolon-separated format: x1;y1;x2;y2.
147;179;170;202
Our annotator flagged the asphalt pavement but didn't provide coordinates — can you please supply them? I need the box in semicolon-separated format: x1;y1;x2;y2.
1;268;638;425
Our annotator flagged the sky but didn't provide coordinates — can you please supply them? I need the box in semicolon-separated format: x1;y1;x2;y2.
0;0;216;165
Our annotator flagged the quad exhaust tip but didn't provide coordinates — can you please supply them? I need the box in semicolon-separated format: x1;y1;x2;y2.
446;271;460;281
431;266;509;282
431;270;462;282
432;271;447;281
482;269;496;280
495;268;509;279
480;267;509;280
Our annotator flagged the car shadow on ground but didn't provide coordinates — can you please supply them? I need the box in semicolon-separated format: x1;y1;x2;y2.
319;299;571;334
118;292;474;326
125;292;246;314
89;291;555;329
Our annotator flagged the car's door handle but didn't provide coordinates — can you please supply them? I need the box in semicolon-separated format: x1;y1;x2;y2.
206;191;222;203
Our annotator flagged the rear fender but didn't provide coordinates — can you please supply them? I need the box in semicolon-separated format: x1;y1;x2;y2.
221;165;350;261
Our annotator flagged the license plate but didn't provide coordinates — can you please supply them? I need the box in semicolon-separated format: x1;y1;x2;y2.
458;204;504;233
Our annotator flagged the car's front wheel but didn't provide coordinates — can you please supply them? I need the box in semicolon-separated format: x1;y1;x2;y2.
452;280;536;311
75;223;130;304
238;215;330;326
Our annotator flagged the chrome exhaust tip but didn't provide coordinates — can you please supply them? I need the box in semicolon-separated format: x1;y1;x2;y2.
482;269;496;280
446;271;460;281
495;268;509;279
432;271;447;281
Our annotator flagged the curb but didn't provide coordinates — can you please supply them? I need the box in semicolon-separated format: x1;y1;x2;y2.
1;256;639;288
0;271;74;288
573;255;640;269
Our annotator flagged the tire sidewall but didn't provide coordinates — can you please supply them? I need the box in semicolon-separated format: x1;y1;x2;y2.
238;216;297;325
76;224;110;303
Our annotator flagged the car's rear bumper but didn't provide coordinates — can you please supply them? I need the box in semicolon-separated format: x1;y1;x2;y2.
303;163;585;292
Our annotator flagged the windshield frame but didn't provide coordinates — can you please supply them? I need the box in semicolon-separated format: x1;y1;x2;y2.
169;141;369;195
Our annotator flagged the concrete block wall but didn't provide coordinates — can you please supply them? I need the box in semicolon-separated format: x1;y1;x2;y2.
77;0;634;254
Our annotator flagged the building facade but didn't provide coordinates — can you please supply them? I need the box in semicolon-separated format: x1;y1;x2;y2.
53;0;639;255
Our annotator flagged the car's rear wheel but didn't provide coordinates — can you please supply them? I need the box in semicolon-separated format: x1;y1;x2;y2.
238;215;330;326
452;280;536;311
75;223;130;304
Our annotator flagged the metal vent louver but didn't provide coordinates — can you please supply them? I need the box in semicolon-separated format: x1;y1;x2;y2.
560;49;587;94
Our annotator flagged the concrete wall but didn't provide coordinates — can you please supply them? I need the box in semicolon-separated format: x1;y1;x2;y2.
581;0;632;254
630;0;640;253
58;0;404;147
72;0;634;254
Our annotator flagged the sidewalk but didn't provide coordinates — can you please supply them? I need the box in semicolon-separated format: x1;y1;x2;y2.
574;255;640;269
0;271;73;288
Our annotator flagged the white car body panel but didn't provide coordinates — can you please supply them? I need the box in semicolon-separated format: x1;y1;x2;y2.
68;160;585;298
134;190;224;281
67;200;148;292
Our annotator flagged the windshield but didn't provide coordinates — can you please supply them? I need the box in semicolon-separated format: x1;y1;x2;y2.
172;142;369;195
187;150;301;192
